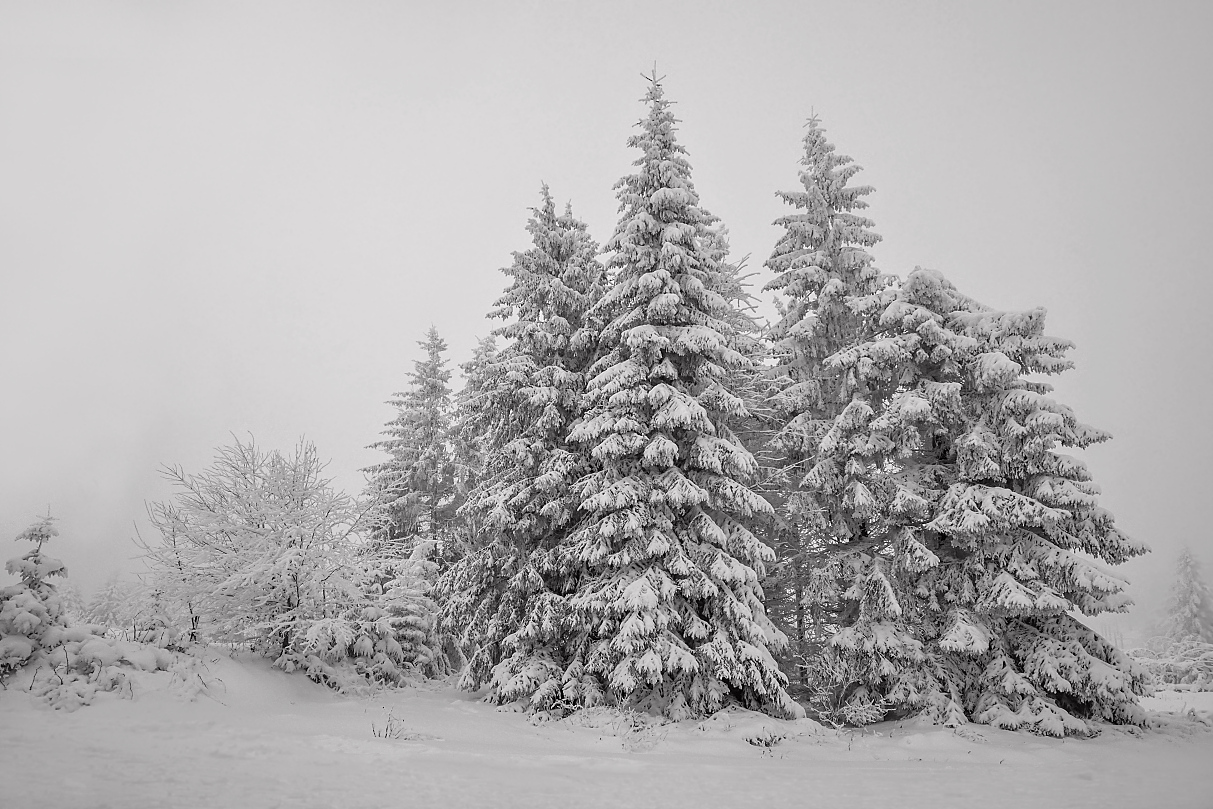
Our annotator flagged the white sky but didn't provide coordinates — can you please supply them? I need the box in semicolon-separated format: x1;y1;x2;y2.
2;1;1210;626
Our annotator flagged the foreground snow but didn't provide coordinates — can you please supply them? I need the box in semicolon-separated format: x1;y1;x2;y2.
2;651;1211;809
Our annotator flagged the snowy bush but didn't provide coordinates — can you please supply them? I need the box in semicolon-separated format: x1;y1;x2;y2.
142;437;444;690
81;575;186;646
144;438;368;651
800;643;895;728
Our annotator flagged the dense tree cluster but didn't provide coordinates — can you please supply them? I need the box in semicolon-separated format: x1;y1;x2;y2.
10;74;1151;734
414;75;1147;734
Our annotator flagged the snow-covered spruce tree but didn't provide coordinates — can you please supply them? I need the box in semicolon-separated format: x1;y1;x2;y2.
144;438;349;652
810;268;1149;735
708;228;809;691
796;269;980;723
360;330;462;675
563;76;799;720
366;327;460;562
439;186;606;709
761;116;889;684
0;517;67;674
1162;548;1213;644
57;578;86;625
86;574;139;634
351;538;446;682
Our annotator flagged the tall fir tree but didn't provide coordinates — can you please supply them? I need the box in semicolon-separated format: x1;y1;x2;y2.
807;268;1149;734
439;186;606;708
366;327;459;559
563;75;799;719
1162;548;1213;643
762;116;887;682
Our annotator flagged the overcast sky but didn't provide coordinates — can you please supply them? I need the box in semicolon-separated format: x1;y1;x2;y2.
2;1;1210;629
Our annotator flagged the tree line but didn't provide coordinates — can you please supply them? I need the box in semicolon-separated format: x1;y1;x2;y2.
3;74;1164;735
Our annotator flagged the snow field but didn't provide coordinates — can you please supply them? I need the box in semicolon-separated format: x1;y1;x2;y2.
3;651;1212;809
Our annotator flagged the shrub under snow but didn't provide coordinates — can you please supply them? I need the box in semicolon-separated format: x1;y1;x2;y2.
142;437;445;693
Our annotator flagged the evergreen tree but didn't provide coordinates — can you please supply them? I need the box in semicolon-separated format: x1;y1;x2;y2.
0;517;67;673
355;540;446;680
1162;548;1213;643
361;330;463;675
808;268;1149;734
564;76;799;719
762;116;888;680
86;574;138;631
765;115;884;440
366;327;459;560
439;186;605;708
57;578;86;625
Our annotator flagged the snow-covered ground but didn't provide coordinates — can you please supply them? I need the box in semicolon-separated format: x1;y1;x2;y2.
3;651;1211;809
